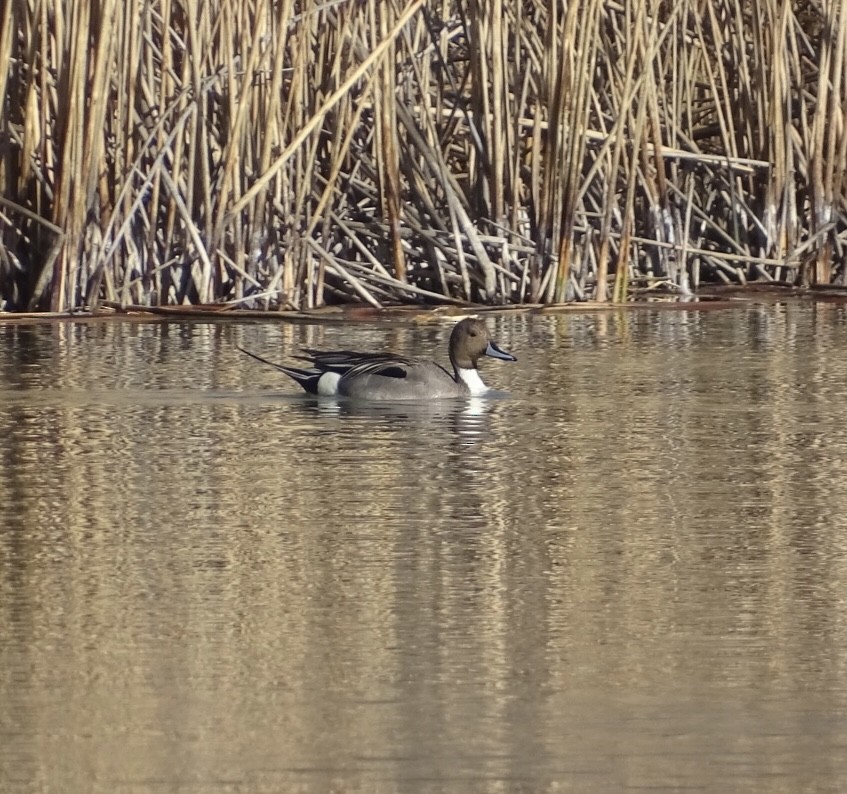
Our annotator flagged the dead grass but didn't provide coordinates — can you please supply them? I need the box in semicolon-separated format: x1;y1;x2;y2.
0;0;845;311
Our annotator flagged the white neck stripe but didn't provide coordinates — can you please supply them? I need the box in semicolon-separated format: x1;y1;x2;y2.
456;367;488;396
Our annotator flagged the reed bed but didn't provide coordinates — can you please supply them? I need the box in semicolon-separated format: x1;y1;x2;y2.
1;0;845;312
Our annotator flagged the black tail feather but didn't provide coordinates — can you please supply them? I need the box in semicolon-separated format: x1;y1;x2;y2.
236;346;321;394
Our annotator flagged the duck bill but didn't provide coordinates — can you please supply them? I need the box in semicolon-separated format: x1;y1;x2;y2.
484;340;516;362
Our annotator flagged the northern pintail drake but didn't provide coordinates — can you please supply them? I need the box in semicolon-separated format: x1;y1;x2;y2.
238;317;516;400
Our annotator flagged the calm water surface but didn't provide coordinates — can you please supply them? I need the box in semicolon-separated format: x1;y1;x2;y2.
2;304;847;792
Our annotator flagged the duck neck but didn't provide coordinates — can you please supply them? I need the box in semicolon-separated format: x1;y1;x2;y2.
452;356;488;395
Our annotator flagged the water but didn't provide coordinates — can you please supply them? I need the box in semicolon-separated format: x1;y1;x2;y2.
2;304;847;792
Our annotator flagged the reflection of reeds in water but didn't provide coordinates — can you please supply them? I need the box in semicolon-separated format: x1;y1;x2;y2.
0;0;844;313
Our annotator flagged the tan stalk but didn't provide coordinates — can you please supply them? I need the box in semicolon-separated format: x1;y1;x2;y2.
375;0;406;282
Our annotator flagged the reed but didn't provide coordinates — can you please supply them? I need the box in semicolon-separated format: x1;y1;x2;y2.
0;0;845;312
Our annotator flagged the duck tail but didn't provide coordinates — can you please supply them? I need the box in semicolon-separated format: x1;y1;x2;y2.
236;346;323;394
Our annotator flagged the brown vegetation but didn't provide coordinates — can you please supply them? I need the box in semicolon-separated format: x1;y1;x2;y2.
0;0;845;312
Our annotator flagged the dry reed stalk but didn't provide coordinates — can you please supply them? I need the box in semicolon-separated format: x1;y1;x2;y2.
373;0;406;284
807;0;847;283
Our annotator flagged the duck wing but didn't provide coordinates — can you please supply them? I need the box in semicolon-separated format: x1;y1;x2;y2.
338;357;416;380
299;349;415;379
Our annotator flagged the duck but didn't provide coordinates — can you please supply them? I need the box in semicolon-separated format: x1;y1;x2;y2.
238;317;516;400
